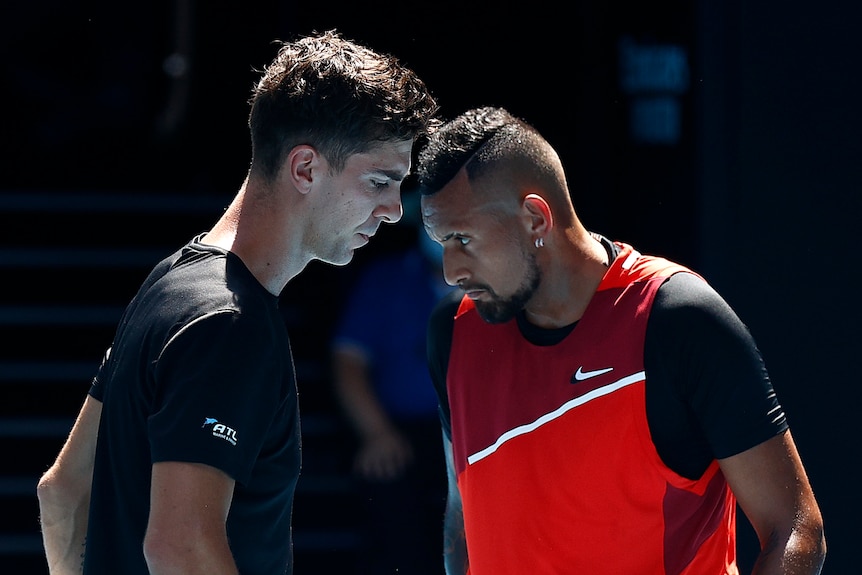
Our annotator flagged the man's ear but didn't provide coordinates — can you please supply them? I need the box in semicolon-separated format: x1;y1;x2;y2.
523;193;553;235
285;145;318;194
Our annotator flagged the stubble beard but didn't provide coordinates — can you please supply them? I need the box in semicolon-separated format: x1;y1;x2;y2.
474;251;541;324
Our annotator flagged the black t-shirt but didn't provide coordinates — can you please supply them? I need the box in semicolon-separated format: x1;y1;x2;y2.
86;236;301;574
427;238;787;480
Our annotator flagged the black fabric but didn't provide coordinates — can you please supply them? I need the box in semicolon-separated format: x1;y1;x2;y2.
85;235;300;575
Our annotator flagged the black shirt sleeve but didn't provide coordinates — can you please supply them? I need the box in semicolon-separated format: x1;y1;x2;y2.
426;290;462;440
645;272;789;479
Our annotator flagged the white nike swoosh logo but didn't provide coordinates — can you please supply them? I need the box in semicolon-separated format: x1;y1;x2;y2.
573;366;614;381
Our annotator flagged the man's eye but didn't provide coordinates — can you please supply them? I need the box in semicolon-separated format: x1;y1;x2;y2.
458;237;470;246
371;180;389;190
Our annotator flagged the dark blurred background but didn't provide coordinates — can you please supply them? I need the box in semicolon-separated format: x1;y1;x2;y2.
1;1;859;573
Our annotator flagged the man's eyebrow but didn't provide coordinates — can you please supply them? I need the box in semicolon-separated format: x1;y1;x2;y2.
372;168;407;182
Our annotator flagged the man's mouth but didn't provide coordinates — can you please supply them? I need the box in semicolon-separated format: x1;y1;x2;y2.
462;288;486;300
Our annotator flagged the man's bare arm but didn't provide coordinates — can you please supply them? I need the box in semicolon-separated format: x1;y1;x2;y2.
720;430;826;574
442;432;468;575
144;461;239;574
37;394;102;575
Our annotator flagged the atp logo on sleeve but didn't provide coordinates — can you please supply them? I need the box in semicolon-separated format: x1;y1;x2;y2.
202;417;238;446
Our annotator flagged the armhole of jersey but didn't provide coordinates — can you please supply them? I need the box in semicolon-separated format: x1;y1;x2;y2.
427;292;462;437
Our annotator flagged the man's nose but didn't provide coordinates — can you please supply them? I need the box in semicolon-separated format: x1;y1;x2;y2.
442;251;468;287
374;188;402;224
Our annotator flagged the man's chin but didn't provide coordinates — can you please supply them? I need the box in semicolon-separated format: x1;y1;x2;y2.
320;248;355;268
334;252;355;267
475;301;516;324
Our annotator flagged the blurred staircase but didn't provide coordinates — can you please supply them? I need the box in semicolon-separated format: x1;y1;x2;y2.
0;190;361;574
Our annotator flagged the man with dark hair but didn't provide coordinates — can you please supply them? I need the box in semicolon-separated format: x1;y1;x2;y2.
36;30;439;575
415;106;825;574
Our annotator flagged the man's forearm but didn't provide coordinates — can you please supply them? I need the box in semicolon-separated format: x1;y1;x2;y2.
39;493;89;575
443;505;468;575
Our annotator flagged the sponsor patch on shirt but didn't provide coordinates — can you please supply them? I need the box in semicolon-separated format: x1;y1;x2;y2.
202;417;238;446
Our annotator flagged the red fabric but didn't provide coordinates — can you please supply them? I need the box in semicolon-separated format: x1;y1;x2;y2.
447;243;737;574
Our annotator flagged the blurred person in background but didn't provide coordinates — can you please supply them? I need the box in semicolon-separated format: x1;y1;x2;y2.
331;190;451;574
